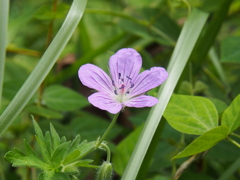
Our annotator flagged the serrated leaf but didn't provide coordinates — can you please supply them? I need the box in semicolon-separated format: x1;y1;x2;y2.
163;95;218;135
74;159;94;167
221;36;240;63
24;140;38;157
77;141;95;159
33;118;51;163
39;171;70;180
62;149;81;165
50;141;71;168
5;148;51;170
45;131;52;156
172;126;228;159
43;85;89;111
27;106;63;119
50;123;61;151
60;136;67;143
35;135;51;164
67;135;81;155
222;94;240;134
32;118;44;140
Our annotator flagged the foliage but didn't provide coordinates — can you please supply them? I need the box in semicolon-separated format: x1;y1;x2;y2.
1;0;240;180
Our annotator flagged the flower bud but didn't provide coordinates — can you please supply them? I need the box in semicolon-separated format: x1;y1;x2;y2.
96;161;113;180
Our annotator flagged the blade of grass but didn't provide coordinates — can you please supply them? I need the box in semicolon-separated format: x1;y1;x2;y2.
208;47;230;91
0;0;9;112
191;0;233;73
121;8;209;180
0;0;87;136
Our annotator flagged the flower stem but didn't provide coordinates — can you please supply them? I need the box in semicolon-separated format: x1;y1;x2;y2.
96;112;120;147
231;133;240;139
227;137;240;148
100;143;111;162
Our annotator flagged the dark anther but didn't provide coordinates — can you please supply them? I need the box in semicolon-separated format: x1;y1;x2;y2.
114;90;118;95
112;80;115;86
118;73;121;79
121;78;124;82
119;85;125;89
126;76;132;80
130;82;134;88
126;91;130;94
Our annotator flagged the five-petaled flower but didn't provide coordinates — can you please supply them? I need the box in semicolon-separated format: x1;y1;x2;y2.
78;48;168;114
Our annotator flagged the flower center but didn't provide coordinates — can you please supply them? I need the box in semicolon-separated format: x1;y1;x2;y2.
112;73;134;103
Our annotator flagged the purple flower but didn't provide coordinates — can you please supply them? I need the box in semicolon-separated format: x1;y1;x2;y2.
78;48;168;114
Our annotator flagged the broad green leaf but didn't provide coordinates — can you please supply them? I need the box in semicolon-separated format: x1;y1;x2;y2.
42;85;89;111
222;94;240;133
173;126;229;159
221;36;240;63
50;141;71;168
164;95;218;135
27;106;63;119
50;123;61;151
207;98;228;114
4;148;51;170
113;125;143;175
38;171;70;180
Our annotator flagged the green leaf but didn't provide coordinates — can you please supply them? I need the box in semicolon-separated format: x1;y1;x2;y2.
221;36;240;63
62;149;81;165
4;148;51;170
33;118;51;163
27;106;63;119
44;131;52;156
42;85;89;111
221;94;240;133
24;140;38;157
164;95;218;135
39;171;70;180
50;141;71;168
172;126;229;159
50;123;61;151
77;141;95;159
207;98;228;114
113;125;143;175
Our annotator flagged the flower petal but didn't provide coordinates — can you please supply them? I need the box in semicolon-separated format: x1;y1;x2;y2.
130;67;168;97
88;92;122;114
124;95;158;107
78;64;113;94
109;48;142;84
